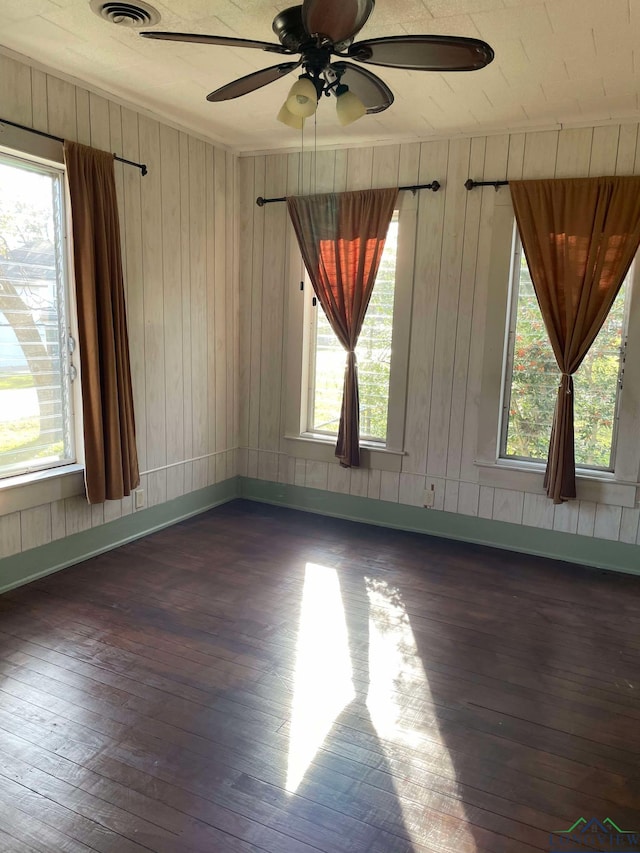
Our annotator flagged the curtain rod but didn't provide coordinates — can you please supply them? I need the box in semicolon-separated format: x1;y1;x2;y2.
0;116;148;176
256;180;441;206
464;179;509;191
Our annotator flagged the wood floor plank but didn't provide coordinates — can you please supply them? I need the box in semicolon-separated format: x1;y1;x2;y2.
0;500;639;852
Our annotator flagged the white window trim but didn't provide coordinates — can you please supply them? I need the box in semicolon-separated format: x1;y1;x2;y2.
476;190;640;508
0;129;85;512
283;191;417;473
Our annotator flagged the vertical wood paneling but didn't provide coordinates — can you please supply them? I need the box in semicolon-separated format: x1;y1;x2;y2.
1;54;238;557
248;157;266;477
238;157;254;454
555;127;593;176
615;124;638;173
88;92;110;150
506;133;526;179
205;145;216;484
522;493;555;529
139;117;166;488
589;125;620;175
108;102;126;299
446;135;486;485
258;155;287;482
426;137;471;478
458;482;479;517
46;76;76;139
334;149;348;191
459;134;510;485
226;149;238;473
188;137;208;475
214;146;228;482
160;125;184;495
371;145;400;189
0;55;32;125
522;129;559;177
121;108;147;474
20;506;51;551
554;501;579;534
30;69;48;133
75;89;91;145
402;139;448;475
346;146;373;190
313;149;336;193
280;151;305;464
179;132;193;492
367;468;381;500
380;471;399;502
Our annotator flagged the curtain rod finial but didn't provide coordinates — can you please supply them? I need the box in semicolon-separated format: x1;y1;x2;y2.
256;196;265;206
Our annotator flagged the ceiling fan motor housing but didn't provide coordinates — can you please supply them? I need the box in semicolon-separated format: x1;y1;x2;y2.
272;6;309;52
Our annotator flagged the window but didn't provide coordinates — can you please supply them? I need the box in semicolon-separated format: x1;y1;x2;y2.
0;150;77;480
500;234;630;471
306;213;399;444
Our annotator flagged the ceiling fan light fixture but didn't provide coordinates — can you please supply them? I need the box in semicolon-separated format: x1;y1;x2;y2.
277;102;305;129
286;76;319;117
335;84;366;126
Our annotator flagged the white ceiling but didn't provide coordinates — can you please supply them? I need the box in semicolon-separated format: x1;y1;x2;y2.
0;0;638;153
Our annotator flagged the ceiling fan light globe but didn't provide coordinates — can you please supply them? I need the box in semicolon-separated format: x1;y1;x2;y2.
277;102;305;129
286;77;319;117
336;89;366;125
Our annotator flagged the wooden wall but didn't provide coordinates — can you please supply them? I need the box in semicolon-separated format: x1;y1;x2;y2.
0;52;238;558
238;124;640;547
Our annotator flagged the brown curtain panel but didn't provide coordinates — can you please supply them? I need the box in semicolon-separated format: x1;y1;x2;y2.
288;187;398;467
510;176;640;503
64;141;139;503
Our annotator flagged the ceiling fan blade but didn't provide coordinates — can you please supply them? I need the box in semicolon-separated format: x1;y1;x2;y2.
141;31;291;54
348;35;494;71
206;61;301;102
331;61;393;113
302;0;374;45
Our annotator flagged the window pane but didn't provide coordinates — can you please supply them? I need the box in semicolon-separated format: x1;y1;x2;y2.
311;217;398;441
0;157;74;478
504;252;627;469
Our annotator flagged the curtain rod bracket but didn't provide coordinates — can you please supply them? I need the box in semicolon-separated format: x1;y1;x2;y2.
465;178;509;191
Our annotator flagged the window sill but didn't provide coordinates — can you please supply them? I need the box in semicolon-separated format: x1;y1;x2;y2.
475;459;638;507
0;464;85;515
284;434;404;473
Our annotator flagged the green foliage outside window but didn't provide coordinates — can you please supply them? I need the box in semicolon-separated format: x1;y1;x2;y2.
504;254;628;469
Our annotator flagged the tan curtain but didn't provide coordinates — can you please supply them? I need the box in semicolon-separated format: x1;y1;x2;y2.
288;187;398;467
510;176;640;503
64;141;139;504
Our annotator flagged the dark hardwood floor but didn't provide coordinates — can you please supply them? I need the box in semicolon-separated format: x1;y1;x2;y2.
0;499;639;852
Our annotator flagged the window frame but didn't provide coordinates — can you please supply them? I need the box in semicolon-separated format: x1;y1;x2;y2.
499;231;631;473
283;192;417;472
304;210;400;446
476;191;640;508
0;131;84;511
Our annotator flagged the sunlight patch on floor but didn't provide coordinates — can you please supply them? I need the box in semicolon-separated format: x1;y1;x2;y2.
365;577;475;851
285;562;355;793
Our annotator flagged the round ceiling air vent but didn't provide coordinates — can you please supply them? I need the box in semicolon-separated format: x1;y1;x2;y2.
90;0;160;27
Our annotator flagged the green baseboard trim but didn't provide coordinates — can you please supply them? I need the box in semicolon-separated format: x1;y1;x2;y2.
239;477;640;576
0;477;240;594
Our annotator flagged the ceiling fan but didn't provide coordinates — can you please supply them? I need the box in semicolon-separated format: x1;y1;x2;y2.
141;0;494;127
